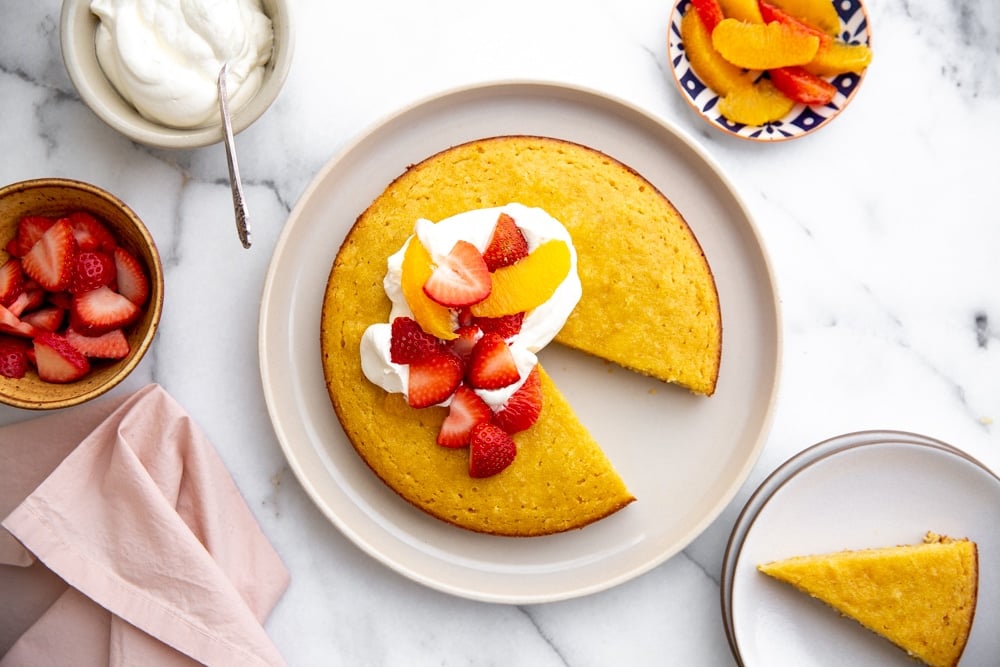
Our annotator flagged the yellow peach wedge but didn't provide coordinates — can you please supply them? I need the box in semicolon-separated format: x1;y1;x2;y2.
717;0;763;23
767;0;841;35
400;236;457;340
718;78;795;126
805;41;873;76
470;239;571;318
681;7;755;96
712;18;820;69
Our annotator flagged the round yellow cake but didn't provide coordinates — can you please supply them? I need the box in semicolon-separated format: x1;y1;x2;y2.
320;135;721;536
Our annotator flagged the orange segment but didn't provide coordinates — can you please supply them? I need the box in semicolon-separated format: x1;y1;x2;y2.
718;78;795;125
712;18;820;69
400;236;457;340
767;0;841;35
805;41;873;76
682;7;755;96
470;240;571;318
717;0;764;23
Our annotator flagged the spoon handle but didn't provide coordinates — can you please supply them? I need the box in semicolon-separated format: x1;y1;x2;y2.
218;63;252;249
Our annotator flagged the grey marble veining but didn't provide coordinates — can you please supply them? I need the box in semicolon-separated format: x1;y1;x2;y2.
1;1;998;665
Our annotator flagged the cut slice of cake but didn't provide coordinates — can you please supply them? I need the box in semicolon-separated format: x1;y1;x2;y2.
758;532;979;667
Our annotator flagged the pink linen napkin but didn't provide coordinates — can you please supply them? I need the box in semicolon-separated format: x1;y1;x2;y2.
0;384;289;666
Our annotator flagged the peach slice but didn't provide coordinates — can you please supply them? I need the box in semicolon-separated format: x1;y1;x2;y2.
400;236;457;340
717;0;763;23
805;41;873;76
718;78;795;126
682;7;755;96
470;239;571;318
712;18;820;69
766;0;841;35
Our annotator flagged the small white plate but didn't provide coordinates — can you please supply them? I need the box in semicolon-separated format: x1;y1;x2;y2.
723;431;1000;665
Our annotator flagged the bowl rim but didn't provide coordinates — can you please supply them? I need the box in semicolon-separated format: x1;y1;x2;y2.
59;0;295;149
0;177;164;410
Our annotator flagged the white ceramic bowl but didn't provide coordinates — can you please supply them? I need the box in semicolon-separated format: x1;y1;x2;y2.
59;0;294;149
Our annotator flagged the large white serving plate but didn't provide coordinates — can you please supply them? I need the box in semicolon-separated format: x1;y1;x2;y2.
724;431;1000;665
259;80;780;603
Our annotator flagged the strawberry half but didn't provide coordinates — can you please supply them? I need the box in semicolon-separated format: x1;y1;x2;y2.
21;306;65;333
482;213;529;272
437;384;492;448
21;219;78;292
113;247;150;306
474;312;524;339
65;212;117;254
0;258;24;306
7;287;45;318
468;422;517;478
69;285;141;336
65;327;130;359
448;324;482;362
33;331;90;383
7;215;53;257
69;250;116;294
493;366;542;434
407;349;464;409
467;333;520;390
423;240;491;308
0;304;38;338
390;316;441;364
0;335;29;379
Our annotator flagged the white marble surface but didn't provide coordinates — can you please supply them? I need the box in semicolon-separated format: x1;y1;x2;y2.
2;0;999;664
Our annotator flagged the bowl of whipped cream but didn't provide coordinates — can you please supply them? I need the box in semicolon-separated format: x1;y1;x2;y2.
60;0;294;149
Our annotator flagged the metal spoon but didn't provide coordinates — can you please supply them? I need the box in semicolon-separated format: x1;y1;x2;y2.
218;63;251;249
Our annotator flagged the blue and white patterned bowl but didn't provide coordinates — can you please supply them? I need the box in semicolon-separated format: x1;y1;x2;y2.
668;0;871;141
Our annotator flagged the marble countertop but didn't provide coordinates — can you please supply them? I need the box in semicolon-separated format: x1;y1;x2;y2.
2;1;998;665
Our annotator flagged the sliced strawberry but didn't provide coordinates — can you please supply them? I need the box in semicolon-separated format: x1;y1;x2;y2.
474;312;524;339
69;250;116;294
113;247;150;306
7;287;45;317
21;219;77;291
65;327;130;359
0;304;38;338
0;335;29;379
468;422;517;478
33;331;90;383
456;307;475;329
65;212;117;254
437;384;493;448
21;306;65;333
407;350;464;409
482;213;529;272
493;366;542;434
389;316;441;364
0;258;24;306
423;240;491;308
467;333;520;390
690;0;725;34
769;66;837;105
448;325;482;362
9;215;54;257
69;285;141;336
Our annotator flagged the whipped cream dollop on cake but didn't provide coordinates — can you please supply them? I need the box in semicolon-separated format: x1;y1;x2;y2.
361;203;581;408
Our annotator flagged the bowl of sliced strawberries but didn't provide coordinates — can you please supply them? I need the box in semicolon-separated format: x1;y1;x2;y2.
668;0;872;140
0;178;163;409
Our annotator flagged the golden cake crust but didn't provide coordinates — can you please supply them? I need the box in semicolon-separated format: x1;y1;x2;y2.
321;135;721;536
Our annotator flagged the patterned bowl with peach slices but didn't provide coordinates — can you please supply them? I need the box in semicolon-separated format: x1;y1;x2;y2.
0;178;163;409
668;0;872;141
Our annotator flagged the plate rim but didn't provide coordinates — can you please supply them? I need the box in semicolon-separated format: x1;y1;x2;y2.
259;78;783;603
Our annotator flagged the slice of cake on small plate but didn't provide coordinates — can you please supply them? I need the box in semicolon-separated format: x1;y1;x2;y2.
758;532;979;667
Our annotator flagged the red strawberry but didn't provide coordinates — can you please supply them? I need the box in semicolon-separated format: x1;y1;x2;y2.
493;366;542;434
33;331;90;383
8;215;54;257
769;66;837;105
0;335;29;379
7;287;45;317
437;384;493;448
423;240;491;307
468;422;517;478
0;258;24;306
467;333;520;390
69;285;141;336
474;312;524;339
113;247;150;306
689;0;725;33
0;304;38;338
65;212;117;254
46;291;73;310
407;350;464;409
21;306;65;333
69;251;116;294
21;219;78;291
65;327;130;359
389;316;441;364
448;325;482;362
482;213;529;271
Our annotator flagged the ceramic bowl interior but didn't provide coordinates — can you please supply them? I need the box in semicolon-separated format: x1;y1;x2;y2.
59;0;294;149
0;178;163;410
